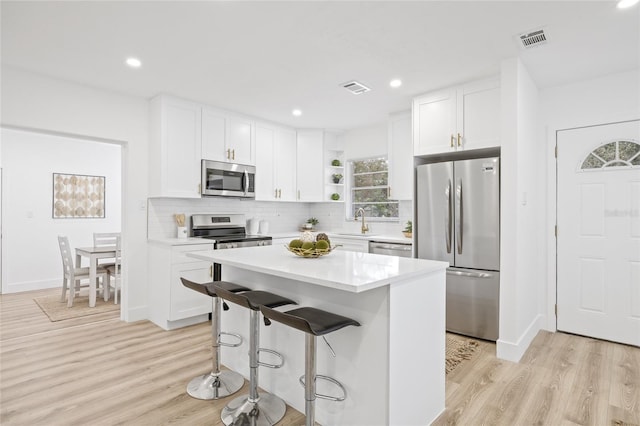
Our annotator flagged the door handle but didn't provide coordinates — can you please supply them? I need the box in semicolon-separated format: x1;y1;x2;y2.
456;179;463;255
447;270;491;279
445;180;452;254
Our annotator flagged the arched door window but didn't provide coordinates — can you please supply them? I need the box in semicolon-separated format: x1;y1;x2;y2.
580;140;640;170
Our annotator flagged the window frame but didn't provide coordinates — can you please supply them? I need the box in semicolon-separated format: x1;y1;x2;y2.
345;156;399;222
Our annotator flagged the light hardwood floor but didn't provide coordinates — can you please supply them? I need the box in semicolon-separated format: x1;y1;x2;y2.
1;288;638;425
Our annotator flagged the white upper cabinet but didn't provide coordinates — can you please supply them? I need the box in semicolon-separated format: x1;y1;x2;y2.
387;111;413;200
201;107;254;165
296;130;324;202
274;129;297;201
255;124;296;201
413;78;500;156
149;95;202;198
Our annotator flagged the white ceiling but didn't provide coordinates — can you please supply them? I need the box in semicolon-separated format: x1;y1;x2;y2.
1;1;638;131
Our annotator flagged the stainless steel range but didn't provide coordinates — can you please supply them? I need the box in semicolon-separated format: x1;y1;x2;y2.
191;213;272;281
191;214;272;249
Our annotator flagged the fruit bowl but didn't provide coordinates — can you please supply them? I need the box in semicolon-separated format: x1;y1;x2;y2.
285;245;334;258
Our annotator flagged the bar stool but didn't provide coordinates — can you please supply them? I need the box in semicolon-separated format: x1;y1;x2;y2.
214;285;297;426
180;278;250;400
260;305;361;426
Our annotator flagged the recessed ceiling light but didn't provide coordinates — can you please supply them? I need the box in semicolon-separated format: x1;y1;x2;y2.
390;79;403;88
292;109;302;117
618;0;639;8
125;57;142;68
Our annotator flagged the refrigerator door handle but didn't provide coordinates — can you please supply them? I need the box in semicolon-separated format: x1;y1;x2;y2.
445;180;452;253
447;270;493;279
456;179;463;254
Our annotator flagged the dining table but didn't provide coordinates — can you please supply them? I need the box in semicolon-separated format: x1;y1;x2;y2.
75;246;117;307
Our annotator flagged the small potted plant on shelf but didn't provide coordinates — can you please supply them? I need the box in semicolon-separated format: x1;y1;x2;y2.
331;159;341;167
403;220;412;238
304;217;319;230
331;193;340;201
332;173;343;184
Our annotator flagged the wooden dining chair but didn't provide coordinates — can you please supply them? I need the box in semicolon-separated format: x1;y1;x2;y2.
105;237;122;304
93;232;120;269
58;236;108;307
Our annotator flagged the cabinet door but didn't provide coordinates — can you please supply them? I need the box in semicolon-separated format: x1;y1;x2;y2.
296;131;324;202
274;129;297;201
169;261;212;321
226;117;253;165
388;112;413;200
331;237;369;253
413;88;457;156
255;126;276;201
458;80;500;151
201;108;226;162
162;100;202;198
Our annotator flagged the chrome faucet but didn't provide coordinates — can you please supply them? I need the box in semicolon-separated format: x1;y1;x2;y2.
355;208;369;234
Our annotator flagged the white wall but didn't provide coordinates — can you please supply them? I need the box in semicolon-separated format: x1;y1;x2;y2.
498;58;544;362
344;121;388;160
540;69;640;331
1;65;149;321
1;128;121;293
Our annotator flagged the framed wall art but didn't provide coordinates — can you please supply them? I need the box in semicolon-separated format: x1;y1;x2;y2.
52;173;105;218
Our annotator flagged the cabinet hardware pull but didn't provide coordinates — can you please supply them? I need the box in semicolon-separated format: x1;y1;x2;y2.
198;183;201;194
457;133;462;147
275;188;278;198
297;190;300;200
232;149;235;160
209;265;213;278
278;189;282;198
450;134;454;148
226;148;231;159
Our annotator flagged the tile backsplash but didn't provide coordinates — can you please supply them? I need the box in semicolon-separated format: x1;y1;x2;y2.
147;197;412;239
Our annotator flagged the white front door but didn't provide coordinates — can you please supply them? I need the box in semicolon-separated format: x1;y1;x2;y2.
557;120;640;346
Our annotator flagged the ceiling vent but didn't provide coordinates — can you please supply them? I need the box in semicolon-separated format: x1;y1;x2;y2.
517;27;549;49
342;80;371;95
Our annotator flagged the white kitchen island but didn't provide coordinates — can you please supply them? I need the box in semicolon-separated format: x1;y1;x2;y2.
188;245;448;426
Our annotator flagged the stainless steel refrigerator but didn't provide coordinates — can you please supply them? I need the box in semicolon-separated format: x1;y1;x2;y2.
416;157;500;341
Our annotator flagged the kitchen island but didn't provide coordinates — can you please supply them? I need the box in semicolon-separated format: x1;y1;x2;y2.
188;245;448;426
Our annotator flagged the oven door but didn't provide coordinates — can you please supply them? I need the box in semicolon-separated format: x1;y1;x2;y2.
201;159;255;198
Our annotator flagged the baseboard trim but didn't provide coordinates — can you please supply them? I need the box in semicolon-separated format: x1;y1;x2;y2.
496;314;544;362
4;279;59;294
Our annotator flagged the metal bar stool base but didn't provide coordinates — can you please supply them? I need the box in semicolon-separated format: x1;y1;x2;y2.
221;393;286;426
187;370;244;400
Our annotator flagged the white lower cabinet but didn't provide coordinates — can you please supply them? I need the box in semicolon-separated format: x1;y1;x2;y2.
148;242;214;330
330;237;369;253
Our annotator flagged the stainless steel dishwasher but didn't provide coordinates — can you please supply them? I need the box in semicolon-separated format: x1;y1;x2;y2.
368;241;413;257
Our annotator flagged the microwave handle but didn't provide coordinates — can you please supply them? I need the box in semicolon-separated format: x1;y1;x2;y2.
243;170;249;195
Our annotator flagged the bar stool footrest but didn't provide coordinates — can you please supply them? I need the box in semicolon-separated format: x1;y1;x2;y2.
218;331;243;348
257;348;284;369
299;374;347;401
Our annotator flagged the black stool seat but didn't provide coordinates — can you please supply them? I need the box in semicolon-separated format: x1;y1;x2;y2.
181;278;250;297
214;287;296;311
261;306;361;336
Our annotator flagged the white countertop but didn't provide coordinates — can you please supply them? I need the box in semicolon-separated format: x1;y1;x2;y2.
150;232;412;246
187;245;446;293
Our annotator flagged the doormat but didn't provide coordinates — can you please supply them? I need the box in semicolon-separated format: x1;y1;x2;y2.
446;335;480;375
34;294;119;322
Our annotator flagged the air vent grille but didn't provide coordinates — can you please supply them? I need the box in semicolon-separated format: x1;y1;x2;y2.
518;28;549;49
342;80;371;95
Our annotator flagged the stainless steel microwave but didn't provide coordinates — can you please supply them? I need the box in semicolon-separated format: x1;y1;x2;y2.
201;159;255;198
